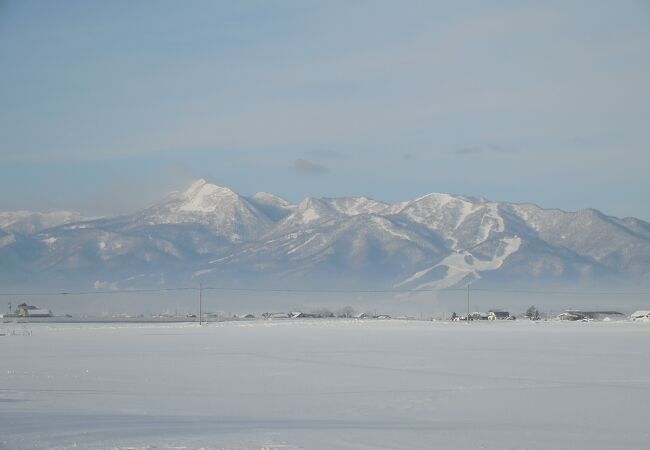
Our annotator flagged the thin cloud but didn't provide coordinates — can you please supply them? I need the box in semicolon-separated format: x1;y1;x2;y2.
306;149;346;160
291;158;329;175
78;162;197;215
455;145;519;156
455;147;483;155
488;144;519;154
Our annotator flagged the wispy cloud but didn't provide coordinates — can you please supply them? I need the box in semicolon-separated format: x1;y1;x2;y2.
78;162;196;215
488;144;519;154
306;149;346;160
455;146;483;155
291;158;329;175
455;144;519;156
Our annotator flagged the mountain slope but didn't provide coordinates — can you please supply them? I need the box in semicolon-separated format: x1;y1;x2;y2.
0;211;91;234
1;180;648;290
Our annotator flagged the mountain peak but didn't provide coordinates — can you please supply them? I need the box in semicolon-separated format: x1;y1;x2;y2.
184;178;208;195
179;179;239;213
183;178;234;196
252;192;293;207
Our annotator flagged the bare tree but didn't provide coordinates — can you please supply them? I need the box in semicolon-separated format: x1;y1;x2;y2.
525;305;540;320
311;308;334;318
336;306;356;318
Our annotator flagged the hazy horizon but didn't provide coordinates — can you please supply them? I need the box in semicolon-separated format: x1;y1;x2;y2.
1;1;649;220
4;177;650;224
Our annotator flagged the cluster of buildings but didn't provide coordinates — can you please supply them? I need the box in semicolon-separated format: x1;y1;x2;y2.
451;310;515;321
1;303;52;319
557;310;624;321
261;311;391;320
3;301;648;323
450;308;649;322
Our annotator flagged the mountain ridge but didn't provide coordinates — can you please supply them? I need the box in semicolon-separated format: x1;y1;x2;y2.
1;180;648;291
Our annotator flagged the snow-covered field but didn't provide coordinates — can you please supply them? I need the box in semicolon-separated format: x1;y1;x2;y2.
1;319;649;449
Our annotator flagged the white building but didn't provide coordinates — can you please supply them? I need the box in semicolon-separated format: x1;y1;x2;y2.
488;310;510;320
631;310;650;321
16;303;52;318
25;309;52;317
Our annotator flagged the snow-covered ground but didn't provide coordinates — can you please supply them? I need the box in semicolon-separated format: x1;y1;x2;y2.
1;320;649;449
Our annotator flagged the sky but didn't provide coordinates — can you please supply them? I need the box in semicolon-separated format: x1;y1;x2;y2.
1;0;649;219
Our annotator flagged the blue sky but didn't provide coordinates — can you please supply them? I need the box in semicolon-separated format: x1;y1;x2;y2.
1;0;649;219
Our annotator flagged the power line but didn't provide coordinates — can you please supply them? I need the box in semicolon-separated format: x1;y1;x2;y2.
203;286;463;293
468;288;650;296
0;287;196;296
0;286;648;297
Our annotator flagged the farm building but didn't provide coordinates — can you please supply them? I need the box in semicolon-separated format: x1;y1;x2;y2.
16;303;52;318
488;310;510;320
558;310;624;321
631;310;650;321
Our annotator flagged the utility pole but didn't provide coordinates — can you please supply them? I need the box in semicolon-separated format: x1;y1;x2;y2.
467;283;470;323
199;283;202;325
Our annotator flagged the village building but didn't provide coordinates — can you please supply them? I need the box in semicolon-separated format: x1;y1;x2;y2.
558;310;623;321
16;303;52;318
558;311;586;321
263;312;290;319
488;310;510;320
237;314;256;320
630;310;650;321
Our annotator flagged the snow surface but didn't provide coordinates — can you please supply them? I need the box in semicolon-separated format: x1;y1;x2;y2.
251;192;293;207
287;233;320;255
1;320;649;449
300;207;321;224
179;179;240;213
398;236;522;289
0;211;90;234
0;234;16;249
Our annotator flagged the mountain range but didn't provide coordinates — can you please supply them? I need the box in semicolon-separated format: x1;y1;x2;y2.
1;179;649;290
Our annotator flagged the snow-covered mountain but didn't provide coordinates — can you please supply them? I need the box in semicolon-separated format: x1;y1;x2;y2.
0;211;91;235
1;179;648;290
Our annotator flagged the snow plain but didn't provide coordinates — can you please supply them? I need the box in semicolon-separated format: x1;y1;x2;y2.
1;319;649;449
